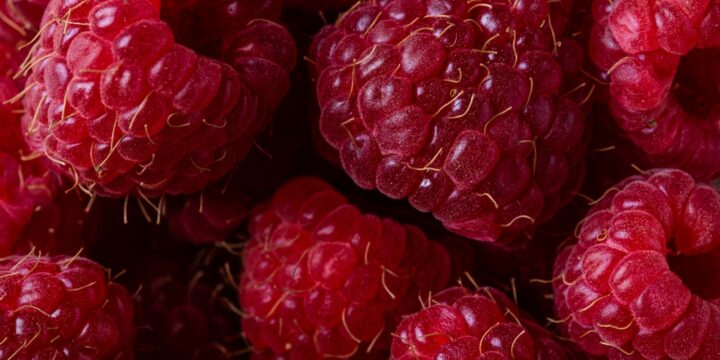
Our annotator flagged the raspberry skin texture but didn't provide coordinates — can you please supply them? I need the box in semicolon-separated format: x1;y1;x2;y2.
391;286;571;360
20;0;296;197
310;0;590;247
239;177;453;359
553;168;720;359
0;254;135;359
589;0;720;180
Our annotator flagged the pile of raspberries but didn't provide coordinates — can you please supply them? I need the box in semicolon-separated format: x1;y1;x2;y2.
1;0;719;359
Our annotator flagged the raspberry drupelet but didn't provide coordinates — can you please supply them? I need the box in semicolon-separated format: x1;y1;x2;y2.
19;0;296;198
553;168;720;359
0;254;136;359
589;0;720;180
310;0;590;247
391;286;572;360
239;177;453;359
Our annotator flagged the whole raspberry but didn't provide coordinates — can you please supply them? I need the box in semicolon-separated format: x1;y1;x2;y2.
0;253;135;359
553;168;720;358
239;177;453;359
310;0;590;246
134;251;241;360
589;0;720;180
391;286;571;359
19;0;295;197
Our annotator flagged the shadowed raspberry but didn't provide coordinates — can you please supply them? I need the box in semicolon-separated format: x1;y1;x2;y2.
0;253;135;359
310;0;590;247
283;0;354;12
134;250;242;360
391;286;572;360
553;169;720;359
0;0;49;46
589;0;720;180
18;0;296;198
239;177;453;359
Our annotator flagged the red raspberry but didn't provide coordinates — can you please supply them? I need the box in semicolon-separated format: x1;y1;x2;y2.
0;0;49;45
134;253;241;360
553;168;720;358
589;0;720;180
310;0;589;246
391;285;571;359
19;0;295;197
239;177;453;359
0;253;135;359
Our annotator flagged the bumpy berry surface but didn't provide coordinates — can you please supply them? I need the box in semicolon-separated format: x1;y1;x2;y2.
391;286;570;359
0;254;135;359
239;177;453;359
20;0;295;197
590;0;720;180
134;252;241;360
311;0;589;246
553;169;720;359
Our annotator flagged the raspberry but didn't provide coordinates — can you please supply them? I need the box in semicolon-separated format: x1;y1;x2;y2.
0;253;135;359
0;0;49;45
589;0;720;180
310;0;590;246
552;168;720;358
134;252;241;360
239;177;453;359
391;285;571;359
19;0;295;197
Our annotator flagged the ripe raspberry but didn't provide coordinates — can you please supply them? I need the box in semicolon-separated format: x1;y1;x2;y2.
553;168;720;358
310;0;590;246
134;251;241;360
0;253;135;359
589;0;720;180
391;286;571;359
19;0;295;197
0;0;49;45
239;177;453;359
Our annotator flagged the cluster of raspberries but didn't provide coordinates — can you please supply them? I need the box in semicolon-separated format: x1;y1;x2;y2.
0;0;718;359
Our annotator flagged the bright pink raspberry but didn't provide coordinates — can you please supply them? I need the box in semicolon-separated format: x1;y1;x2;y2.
589;0;720;180
553;168;720;358
0;254;135;359
19;0;295;197
239;177;453;359
310;0;590;247
391;286;572;360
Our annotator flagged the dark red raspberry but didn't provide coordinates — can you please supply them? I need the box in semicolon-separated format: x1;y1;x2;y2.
0;0;49;45
553;169;720;358
239;177;453;359
589;0;720;180
391;285;571;360
0;253;135;359
19;0;295;197
134;251;241;360
310;0;590;247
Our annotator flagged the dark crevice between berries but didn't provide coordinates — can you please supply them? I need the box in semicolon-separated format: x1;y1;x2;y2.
160;0;223;59
672;48;720;119
667;248;720;302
